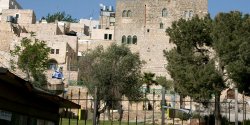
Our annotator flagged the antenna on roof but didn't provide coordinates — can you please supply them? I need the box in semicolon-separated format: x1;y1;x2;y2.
99;3;104;7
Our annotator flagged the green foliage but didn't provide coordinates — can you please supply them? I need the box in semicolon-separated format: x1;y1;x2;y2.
212;11;250;95
168;109;191;120
142;72;157;93
78;44;143;110
10;35;50;86
155;76;173;90
45;11;78;23
165;15;225;100
203;114;230;125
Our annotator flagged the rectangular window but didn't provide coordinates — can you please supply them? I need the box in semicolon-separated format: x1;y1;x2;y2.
104;34;108;40
56;49;59;54
109;34;112;40
51;49;55;54
16;14;19;18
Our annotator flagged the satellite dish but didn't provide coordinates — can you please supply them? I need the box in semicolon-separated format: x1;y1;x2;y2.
99;3;104;7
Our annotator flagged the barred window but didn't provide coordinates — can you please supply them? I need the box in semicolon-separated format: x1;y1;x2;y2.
127;10;132;17
127;35;132;44
162;8;168;17
132;36;137;44
122;10;127;17
122;35;126;44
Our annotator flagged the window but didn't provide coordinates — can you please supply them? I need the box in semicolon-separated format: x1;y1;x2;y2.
127;10;132;17
162;8;168;17
184;11;188;19
160;23;164;29
56;49;59;54
48;59;58;70
122;35;126;44
127;35;132;44
189;10;193;18
104;34;108;39
122;10;127;17
147;29;150;32
109;34;112;40
132;36;137;44
15;14;19;18
51;49;55;54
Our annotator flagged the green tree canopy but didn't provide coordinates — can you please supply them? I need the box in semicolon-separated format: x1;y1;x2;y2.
78;44;143;115
165;15;225;100
212;11;250;95
45;11;78;23
10;35;50;87
165;15;225;125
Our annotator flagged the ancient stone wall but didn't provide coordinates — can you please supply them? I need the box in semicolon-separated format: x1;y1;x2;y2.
21;23;59;35
115;0;208;77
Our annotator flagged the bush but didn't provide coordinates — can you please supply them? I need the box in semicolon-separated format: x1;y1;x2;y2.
203;114;230;125
168;109;191;120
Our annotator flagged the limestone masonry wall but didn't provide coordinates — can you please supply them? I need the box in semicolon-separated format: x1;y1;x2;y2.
115;0;208;77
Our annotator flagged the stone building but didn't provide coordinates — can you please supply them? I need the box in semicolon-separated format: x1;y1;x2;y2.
1;9;36;24
0;0;22;15
115;0;208;77
0;8;79;92
77;4;115;53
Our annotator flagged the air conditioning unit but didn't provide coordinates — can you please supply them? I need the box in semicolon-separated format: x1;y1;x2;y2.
6;16;14;23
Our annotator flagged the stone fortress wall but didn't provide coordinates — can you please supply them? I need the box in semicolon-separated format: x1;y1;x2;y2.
115;0;208;77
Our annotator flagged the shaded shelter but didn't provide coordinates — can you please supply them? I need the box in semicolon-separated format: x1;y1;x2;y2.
0;67;80;125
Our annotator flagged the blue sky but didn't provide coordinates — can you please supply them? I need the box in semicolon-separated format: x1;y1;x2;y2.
17;0;250;20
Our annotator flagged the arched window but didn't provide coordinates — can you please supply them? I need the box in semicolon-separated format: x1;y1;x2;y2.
184;11;188;19
162;8;168;17
189;10;193;18
122;35;126;44
127;35;132;44
127;10;132;17
160;22;164;29
48;59;58;70
122;10;127;17
132;36;137;44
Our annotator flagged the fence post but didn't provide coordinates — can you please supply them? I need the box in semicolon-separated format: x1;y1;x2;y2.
144;92;146;125
136;103;138;125
243;91;245;125
85;92;88;125
93;87;98;125
161;87;166;125
190;99;192;125
127;101;130;125
229;101;231;123
153;89;155;125
235;88;238;125
77;88;80;125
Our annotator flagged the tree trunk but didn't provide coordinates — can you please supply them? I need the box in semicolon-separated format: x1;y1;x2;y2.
215;93;221;125
107;107;111;121
118;104;123;121
180;95;184;109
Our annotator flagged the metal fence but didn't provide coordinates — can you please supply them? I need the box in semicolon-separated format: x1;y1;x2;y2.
60;87;250;125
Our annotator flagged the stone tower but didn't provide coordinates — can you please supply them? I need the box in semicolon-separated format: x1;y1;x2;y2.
115;0;208;78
